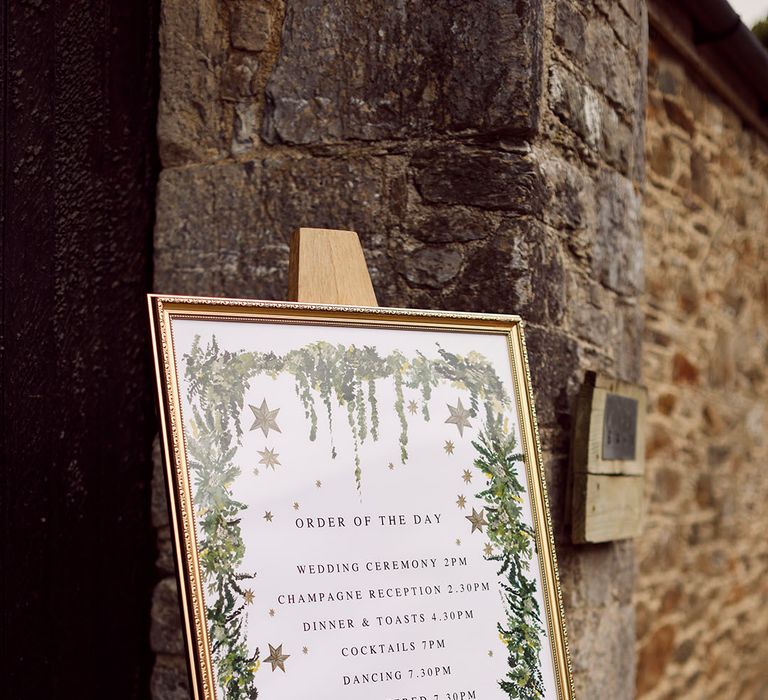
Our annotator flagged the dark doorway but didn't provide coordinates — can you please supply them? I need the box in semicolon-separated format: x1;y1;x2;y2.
2;2;158;697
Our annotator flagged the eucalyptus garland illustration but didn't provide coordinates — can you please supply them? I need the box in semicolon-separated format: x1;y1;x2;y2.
182;334;544;700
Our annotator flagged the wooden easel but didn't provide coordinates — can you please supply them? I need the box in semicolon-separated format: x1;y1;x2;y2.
287;228;378;306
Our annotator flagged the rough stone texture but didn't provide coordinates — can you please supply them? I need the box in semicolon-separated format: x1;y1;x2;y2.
412;146;546;213
230;1;273;52
635;35;768;700
538;4;647;693
151;656;191;700
157;0;286;165
150;578;186;657
154;154;405;301
263;0;542;144
151;1;648;697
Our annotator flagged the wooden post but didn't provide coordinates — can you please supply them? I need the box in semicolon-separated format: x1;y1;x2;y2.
288;228;378;306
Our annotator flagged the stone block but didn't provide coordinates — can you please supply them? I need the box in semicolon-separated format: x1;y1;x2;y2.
592;0;643;50
674;638;695;664
230;1;273;52
220;56;260;99
636;624;676;695
593;169;643;296
524;327;579;428
232;101;260;154
672;352;699;384
151;436;169;528
656;58;684;97
656;392;677;415
412;146;545;214
151;656;190;700
663;95;695;136
263;0;542;144
566;276;621;350
560;539;635;609
549;64;602;151
653;467;681;504
598;103;635;174
638;527;684;577
404;218;565;324
617;302;643;383
150;578;185;655
690;149;715;205
156;527;176;576
158;0;228;166
567;603;636;698
154;155;404;302
402;246;464;288
537;150;595;235
554;2;586;62
585;18;637;113
407;206;497;244
646;422;672;459
593;0;644;26
648;133;675;178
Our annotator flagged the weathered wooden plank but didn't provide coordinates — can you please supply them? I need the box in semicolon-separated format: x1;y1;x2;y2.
572;474;645;543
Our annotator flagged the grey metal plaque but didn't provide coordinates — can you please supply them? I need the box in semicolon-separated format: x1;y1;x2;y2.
602;393;638;460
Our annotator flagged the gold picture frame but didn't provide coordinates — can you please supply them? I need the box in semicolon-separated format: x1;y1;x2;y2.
149;294;574;700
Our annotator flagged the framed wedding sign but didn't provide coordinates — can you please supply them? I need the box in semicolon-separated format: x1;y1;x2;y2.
149;295;574;700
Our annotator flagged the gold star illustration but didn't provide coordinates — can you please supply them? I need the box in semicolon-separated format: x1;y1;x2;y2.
456;495;467;509
264;511;273;522
466;508;488;534
243;589;255;605
315;480;322;488
249;399;281;437
483;542;494;557
293;502;300;511
408;400;419;415
258;447;281;470
302;646;309;655
264;643;290;672
445;398;472;437
269;608;275;617
444;440;455;455
388;462;395;471
462;469;473;484
253;467;260;476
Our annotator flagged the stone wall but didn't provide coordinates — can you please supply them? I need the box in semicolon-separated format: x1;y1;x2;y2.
635;33;768;699
543;1;647;696
150;2;648;698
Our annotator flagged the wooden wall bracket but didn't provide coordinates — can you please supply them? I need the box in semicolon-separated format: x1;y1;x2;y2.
570;372;647;544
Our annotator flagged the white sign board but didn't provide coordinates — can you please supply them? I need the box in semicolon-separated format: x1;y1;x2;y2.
150;297;573;700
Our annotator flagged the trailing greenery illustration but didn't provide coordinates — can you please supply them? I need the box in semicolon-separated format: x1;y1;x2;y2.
182;334;544;700
184;338;260;699
475;415;545;699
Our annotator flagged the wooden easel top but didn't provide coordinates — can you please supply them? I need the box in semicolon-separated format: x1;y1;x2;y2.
288;228;378;307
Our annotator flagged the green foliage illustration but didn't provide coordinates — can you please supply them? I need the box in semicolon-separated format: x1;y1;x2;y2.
474;415;545;699
182;334;545;700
